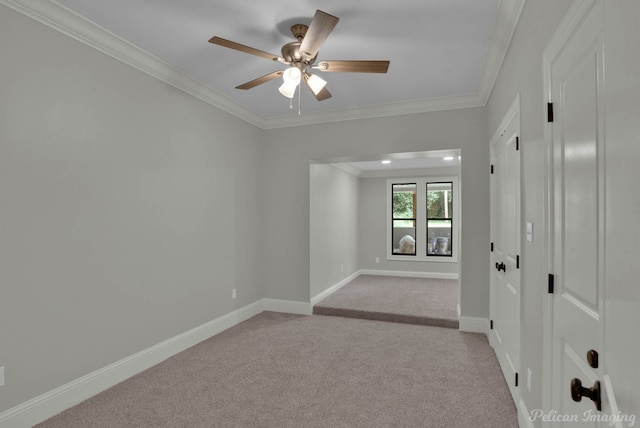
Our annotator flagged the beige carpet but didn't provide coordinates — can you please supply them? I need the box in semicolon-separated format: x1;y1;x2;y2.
313;275;459;328
36;312;517;428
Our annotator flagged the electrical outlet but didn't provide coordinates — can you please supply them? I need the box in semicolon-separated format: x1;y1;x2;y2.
527;368;532;392
375;257;380;263
0;366;5;387
232;289;236;299
341;265;344;272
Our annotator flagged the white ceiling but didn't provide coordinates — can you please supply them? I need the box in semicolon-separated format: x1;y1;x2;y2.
42;0;523;128
336;149;461;176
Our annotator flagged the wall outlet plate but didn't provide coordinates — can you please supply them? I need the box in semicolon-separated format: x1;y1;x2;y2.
0;366;5;387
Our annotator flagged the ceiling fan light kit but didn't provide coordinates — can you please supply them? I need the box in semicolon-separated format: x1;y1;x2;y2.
304;73;327;96
283;67;301;84
208;9;390;111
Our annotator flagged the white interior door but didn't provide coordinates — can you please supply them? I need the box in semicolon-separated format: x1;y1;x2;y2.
490;101;521;401
548;1;608;424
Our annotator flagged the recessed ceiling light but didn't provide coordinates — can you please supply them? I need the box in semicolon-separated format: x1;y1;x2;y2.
381;160;391;164
443;156;455;161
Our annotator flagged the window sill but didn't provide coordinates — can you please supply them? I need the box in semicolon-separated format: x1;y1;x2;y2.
387;255;458;263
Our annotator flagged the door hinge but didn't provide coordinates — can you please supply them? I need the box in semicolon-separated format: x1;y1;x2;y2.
516;136;520;150
515;372;519;387
491;164;494;174
516;255;520;269
491;242;494;252
548;273;555;294
490;320;494;330
547;103;554;122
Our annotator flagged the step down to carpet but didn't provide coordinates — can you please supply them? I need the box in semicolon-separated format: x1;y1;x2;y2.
313;306;459;329
312;275;460;329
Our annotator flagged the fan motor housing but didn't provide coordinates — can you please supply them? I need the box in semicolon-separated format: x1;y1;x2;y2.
281;41;317;65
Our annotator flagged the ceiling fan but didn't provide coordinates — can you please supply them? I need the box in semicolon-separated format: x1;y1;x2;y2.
209;10;390;103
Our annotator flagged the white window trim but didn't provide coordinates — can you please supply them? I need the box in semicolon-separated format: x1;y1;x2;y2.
386;176;459;262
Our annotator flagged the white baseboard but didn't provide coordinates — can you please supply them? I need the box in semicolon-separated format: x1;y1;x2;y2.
262;298;312;315
0;301;265;428
517;397;534;428
359;269;459;280
459;316;490;336
310;271;360;306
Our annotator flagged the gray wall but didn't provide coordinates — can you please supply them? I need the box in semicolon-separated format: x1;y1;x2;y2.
485;0;573;420
358;176;459;275
309;164;359;299
0;7;264;412
4;0;564;417
263;109;489;316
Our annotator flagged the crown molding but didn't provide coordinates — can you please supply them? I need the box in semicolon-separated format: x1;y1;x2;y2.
1;0;525;130
329;163;362;177
358;166;460;179
261;93;485;129
476;0;527;104
0;0;268;129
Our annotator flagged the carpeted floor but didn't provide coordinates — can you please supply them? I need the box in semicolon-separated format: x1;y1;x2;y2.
313;275;459;328
36;312;517;428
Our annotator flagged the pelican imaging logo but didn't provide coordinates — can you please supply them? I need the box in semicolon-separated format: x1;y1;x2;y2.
529;409;636;426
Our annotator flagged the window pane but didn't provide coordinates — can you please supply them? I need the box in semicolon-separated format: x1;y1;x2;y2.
393;220;416;255
426;182;453;219
392;183;416;255
427;220;452;255
392;184;416;219
427;182;453;257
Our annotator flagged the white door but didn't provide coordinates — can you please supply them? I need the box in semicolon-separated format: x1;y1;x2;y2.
547;1;608;423
490;101;521;401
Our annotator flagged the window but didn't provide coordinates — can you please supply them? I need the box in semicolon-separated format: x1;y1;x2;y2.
392;183;417;255
387;177;458;262
426;182;453;256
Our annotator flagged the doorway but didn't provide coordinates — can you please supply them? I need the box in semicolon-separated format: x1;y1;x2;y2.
309;150;461;323
490;94;522;403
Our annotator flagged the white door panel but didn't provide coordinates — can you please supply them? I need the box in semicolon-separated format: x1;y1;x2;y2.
490;99;521;402
545;0;640;424
549;1;607;423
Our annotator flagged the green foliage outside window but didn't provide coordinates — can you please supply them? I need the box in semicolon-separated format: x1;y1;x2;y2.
427;186;453;219
393;191;414;218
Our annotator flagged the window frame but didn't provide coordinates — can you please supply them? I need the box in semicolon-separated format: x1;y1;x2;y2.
386;176;459;262
426;181;454;257
391;183;417;256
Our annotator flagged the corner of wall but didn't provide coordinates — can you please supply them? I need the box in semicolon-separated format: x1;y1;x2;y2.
458;316;490;337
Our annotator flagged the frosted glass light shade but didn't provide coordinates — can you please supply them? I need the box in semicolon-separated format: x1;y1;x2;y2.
279;82;297;98
306;73;327;95
282;67;301;85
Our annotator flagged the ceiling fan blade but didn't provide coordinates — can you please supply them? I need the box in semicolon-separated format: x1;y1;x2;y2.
209;36;286;63
235;71;284;90
299;10;339;59
316;60;390;73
